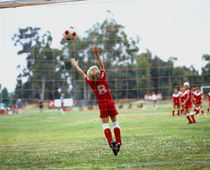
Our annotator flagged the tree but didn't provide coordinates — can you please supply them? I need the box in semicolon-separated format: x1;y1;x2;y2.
12;27;65;103
135;50;152;97
201;54;210;85
2;87;9;105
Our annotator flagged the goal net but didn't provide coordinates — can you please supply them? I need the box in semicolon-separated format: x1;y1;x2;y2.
0;0;209;108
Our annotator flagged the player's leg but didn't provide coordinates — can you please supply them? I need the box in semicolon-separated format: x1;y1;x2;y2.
196;104;200;114
60;103;65;114
111;115;121;155
172;104;175;116
101;116;113;146
111;116;122;145
186;108;193;124
181;104;184;115
102;116;118;156
189;108;196;123
108;104;121;155
194;104;197;114
153;100;157;109
177;105;180;116
200;104;205;115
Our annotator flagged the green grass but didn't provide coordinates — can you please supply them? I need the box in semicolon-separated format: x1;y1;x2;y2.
0;102;210;169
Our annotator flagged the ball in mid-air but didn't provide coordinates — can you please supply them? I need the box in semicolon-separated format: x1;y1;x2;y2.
63;26;76;41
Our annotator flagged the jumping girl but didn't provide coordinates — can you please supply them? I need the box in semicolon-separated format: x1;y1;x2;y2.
70;45;122;156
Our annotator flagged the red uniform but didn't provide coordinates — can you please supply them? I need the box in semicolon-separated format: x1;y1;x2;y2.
183;90;192;109
85;70;118;118
208;92;210;104
193;91;203;105
172;93;180;107
179;91;184;104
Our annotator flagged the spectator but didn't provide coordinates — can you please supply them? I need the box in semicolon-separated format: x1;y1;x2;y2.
16;99;23;113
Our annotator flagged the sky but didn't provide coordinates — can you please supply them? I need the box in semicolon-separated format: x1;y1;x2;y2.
0;0;210;92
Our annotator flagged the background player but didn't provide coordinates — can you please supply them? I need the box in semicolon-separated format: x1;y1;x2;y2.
70;45;122;156
183;82;196;124
16;99;23;114
152;92;158;109
38;99;44;113
179;87;185;115
172;88;181;116
193;87;205;115
59;93;65;114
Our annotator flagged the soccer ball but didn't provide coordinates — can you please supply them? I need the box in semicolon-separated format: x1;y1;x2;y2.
63;26;76;41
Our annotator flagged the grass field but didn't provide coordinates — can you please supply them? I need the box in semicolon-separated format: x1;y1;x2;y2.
0;102;210;169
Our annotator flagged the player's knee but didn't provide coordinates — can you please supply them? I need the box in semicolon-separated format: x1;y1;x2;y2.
101;116;109;124
111;116;117;122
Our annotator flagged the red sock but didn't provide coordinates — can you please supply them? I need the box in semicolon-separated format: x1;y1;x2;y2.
186;115;192;123
114;127;122;145
191;114;196;123
177;110;180;116
172;110;175;116
181;109;184;114
104;128;113;146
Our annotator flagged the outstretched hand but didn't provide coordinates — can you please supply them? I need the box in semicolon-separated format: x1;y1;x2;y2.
70;58;86;78
70;58;78;67
92;45;99;56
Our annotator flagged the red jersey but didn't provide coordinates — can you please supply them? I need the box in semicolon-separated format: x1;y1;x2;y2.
183;90;192;108
193;91;203;105
192;91;197;104
179;91;184;103
85;70;118;118
172;93;180;106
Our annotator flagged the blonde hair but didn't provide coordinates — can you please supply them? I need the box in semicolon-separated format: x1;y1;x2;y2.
183;82;190;87
87;66;100;82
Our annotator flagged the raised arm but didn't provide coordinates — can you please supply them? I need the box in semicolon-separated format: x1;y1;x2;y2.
92;45;105;71
70;58;87;79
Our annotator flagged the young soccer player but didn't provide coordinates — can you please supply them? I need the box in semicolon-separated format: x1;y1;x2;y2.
183;82;196;124
179;87;185;115
70;45;122;156
193;87;205;115
172;88;181;116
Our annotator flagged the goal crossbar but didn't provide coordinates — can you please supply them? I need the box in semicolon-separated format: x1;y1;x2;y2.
0;0;85;9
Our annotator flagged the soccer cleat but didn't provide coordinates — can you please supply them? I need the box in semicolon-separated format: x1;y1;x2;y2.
110;141;118;156
116;142;121;154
